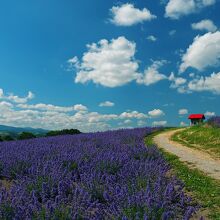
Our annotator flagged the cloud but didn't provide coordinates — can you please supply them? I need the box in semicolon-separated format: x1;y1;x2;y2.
0;89;34;103
137;120;147;127
169;30;176;36
137;60;167;86
72;36;140;87
119;111;148;119
180;121;188;126
179;31;220;73
0;89;3;98
0;101;14;110
110;3;156;26
165;0;195;19
17;103;88;112
73;104;88;111
204;111;215;116
188;72;220;94
148;109;165;118
152;121;167;126
99;101;115;107
179;109;188;115
0;101;123;132
202;0;216;6
192;19;217;32
147;35;157;42
18;103;74;112
8;91;34;103
119;119;132;126
165;0;216;19
169;71;220;95
0;89;153;132
169;72;187;88
169;73;189;93
70;37;168;88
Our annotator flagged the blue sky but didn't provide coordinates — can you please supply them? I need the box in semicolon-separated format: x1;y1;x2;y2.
0;0;220;131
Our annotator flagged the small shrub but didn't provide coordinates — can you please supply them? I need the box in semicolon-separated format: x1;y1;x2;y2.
18;132;36;140
3;135;14;141
46;129;81;137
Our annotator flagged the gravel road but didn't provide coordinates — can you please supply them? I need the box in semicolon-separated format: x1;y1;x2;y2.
153;129;220;180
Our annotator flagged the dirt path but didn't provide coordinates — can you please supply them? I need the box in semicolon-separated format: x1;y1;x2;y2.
153;129;220;180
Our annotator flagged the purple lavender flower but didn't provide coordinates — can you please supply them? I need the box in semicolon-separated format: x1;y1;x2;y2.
0;127;199;219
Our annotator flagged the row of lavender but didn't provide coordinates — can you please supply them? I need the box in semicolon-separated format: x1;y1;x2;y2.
207;116;220;128
0;128;198;219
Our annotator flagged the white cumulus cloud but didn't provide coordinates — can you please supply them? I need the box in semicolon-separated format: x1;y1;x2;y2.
70;37;168;88
0;89;34;104
17;103;74;112
205;111;215;116
191;19;217;32
17;103;88;112
169;72;187;88
148;109;165;118
73;104;88;111
179;31;220;73
99;101;115;107
0;88;154;132
0;89;3;98
137;60;167;86
0;101;14;110
152;121;167;126
180;121;188;126
179;109;189;115
137;120;147;127
110;3;156;26
165;0;216;19
72;36;140;87
169;30;176;36
169;71;220;95
119;111;148;119
188;72;220;94
147;35;157;42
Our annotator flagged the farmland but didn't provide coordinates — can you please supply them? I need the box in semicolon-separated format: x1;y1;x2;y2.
0;128;198;219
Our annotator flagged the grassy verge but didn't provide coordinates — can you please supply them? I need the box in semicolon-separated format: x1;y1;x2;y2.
171;125;220;159
145;129;220;219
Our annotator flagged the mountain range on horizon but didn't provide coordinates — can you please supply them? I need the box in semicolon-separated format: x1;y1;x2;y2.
0;124;48;136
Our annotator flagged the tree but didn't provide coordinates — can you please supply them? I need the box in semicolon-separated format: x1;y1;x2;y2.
46;129;81;137
0;136;3;142
3;135;14;141
18;132;36;140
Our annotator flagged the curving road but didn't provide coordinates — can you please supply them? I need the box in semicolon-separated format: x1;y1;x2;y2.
153;129;220;180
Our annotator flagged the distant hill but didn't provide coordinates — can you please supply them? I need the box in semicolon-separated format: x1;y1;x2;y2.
0;124;48;136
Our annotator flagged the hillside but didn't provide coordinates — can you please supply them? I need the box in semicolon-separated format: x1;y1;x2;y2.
0;128;199;219
172;125;220;159
0;124;48;136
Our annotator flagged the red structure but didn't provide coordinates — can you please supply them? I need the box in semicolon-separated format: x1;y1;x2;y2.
188;114;205;125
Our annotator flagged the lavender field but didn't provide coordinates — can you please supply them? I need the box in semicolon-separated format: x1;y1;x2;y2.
0;128;198;219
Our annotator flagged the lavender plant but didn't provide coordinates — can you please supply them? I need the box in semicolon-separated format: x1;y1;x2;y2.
0;128;198;219
207;116;220;128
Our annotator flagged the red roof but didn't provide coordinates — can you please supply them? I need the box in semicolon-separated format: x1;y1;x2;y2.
188;114;205;119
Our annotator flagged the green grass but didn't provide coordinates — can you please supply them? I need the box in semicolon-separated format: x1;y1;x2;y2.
172;125;220;159
145;129;220;219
